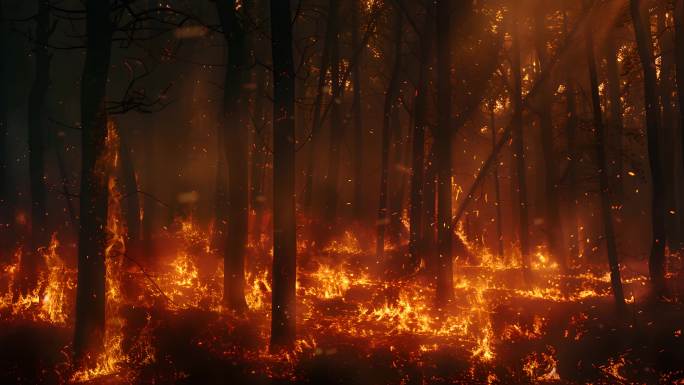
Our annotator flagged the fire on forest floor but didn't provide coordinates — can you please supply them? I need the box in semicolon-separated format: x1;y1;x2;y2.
1;219;684;384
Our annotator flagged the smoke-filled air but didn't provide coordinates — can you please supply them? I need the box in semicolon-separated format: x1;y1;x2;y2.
1;0;684;384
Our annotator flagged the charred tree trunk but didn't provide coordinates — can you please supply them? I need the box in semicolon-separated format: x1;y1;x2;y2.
422;146;437;273
605;24;625;206
586;5;625;307
657;6;680;250
250;0;268;247
377;5;403;260
74;0;113;360
408;3;432;269
0;2;7;237
119;126;141;246
24;0;51;289
630;0;667;297
511;7;531;278
563;12;580;264
217;0;249;312
490;104;504;258
351;0;364;221
303;0;334;213
323;0;342;227
675;0;684;247
270;0;297;350
435;0;454;304
533;11;564;270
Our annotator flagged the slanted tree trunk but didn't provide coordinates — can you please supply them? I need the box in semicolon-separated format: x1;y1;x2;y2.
630;0;667;297
351;0;364;222
435;0;454;304
270;0;297;351
490;103;504;258
408;1;432;269
377;5;403;261
74;0;113;360
217;0;249;312
533;10;564;270
24;0;51;289
511;6;531;279
585;4;625;307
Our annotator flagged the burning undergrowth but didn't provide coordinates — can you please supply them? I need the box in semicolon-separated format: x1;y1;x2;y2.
1;217;683;384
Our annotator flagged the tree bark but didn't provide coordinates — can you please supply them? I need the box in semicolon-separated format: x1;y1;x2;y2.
490;104;504;258
24;0;51;289
377;5;403;261
585;3;625;307
303;1;334;214
323;0;342;227
217;0;249;312
435;0;454;304
351;0;364;221
74;0;113;360
657;5;680;250
0;1;7;236
674;0;684;247
630;0;667;297
270;0;297;351
533;10;565;270
408;1;432;268
119;125;141;245
605;22;625;206
511;6;531;279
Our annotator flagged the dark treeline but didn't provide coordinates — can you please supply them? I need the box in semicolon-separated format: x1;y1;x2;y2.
1;0;684;369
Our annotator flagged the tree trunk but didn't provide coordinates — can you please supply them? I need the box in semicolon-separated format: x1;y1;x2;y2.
323;0;342;227
630;0;667;297
250;0;268;246
586;4;625;307
563;11;580;264
303;0;334;214
408;2;432;268
0;1;8;239
376;5;403;261
533;11;565;270
74;0;113;360
24;0;51;289
490;104;504;258
270;0;297;351
435;0;454;304
674;0;684;246
605;23;625;206
351;0;364;222
422;146;437;273
217;0;249;312
119;125;141;245
657;6;680;250
511;7;531;279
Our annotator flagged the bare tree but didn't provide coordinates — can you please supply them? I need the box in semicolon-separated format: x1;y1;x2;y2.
585;0;625;308
270;0;297;351
74;0;113;361
630;0;667;297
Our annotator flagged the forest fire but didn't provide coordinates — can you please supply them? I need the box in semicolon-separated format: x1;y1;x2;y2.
2;0;684;384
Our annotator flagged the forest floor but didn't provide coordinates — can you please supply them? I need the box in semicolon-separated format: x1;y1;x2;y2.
2;226;684;384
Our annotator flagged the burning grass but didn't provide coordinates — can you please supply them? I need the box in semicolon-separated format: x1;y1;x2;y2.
0;219;683;384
